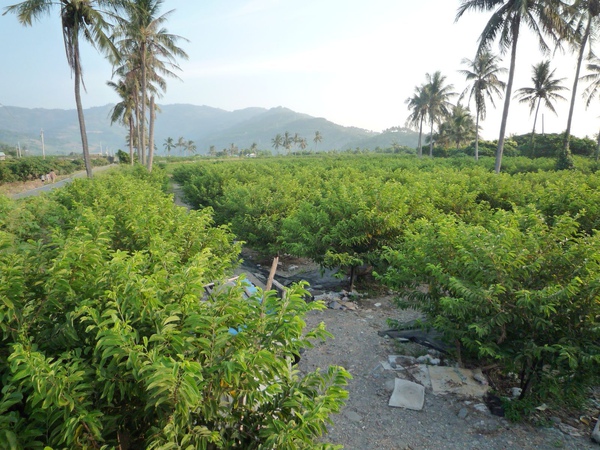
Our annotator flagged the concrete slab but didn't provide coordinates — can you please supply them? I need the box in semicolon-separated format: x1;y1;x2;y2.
428;366;489;398
592;418;600;444
388;378;425;410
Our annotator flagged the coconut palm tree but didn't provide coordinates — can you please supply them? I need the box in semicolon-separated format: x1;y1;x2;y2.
423;71;456;157
580;56;600;160
515;60;568;150
283;131;293;155
112;0;188;172
405;85;429;157
107;77;136;165
456;0;570;173
313;131;323;152
4;0;120;178
186;140;196;156
272;134;282;153
562;0;600;169
176;136;186;156
432;105;477;150
459;50;506;160
163;137;175;156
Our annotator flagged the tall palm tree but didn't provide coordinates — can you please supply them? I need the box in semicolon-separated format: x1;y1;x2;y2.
4;0;120;178
163;137;175;156
562;0;600;168
405;85;429;157
580;56;600;160
107;77;136;165
186;140;196;156
457;0;570;173
272;134;282;153
313;131;322;152
283;131;293;155
112;0;188;172
176;136;186;156
424;71;456;157
459;50;507;160
515;60;568;149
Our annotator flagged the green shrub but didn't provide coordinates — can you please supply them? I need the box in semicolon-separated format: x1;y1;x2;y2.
0;170;349;448
378;206;600;404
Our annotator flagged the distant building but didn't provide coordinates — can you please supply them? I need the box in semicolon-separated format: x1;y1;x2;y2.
0;152;6;161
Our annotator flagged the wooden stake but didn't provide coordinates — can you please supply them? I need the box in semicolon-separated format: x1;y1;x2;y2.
265;256;279;292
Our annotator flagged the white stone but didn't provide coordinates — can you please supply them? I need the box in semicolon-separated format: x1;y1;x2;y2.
388;378;425;411
510;387;522;398
416;355;441;365
592;418;600;444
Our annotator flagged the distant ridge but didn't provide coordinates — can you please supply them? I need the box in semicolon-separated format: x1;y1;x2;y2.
0;104;419;155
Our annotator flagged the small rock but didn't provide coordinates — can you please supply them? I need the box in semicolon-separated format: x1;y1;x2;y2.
510;387;522;398
558;423;582;437
592;419;600;444
344;301;358;311
374;302;382;307
380;361;394;371
416;355;441;365
288;264;298;271
328;301;344;310
474;403;488;413
458;408;469;420
472;371;488;386
344;410;363;422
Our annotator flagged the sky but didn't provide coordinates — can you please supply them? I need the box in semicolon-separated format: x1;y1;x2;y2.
1;0;600;141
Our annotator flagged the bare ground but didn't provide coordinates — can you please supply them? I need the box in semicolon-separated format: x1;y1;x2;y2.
296;293;598;450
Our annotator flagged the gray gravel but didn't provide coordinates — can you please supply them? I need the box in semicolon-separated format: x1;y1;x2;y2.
298;295;597;450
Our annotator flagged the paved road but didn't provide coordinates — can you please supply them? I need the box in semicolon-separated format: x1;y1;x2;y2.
10;164;117;200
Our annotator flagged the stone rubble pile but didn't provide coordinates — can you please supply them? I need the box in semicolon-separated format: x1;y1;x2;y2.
313;290;365;311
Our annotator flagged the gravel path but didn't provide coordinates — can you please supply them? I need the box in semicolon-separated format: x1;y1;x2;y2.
297;294;597;450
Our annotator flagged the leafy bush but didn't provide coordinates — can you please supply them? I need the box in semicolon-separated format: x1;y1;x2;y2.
512;133;596;158
0;169;349;448
378;206;600;404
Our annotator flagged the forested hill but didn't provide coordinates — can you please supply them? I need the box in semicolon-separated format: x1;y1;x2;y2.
0;104;419;155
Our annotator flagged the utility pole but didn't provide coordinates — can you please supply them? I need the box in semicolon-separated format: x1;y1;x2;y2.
17;142;21;158
40;129;46;159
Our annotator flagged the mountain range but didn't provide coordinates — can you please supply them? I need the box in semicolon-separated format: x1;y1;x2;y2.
0;104;419;156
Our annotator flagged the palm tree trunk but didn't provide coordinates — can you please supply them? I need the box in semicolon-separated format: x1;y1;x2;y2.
418;116;423;157
530;98;542;155
429;119;434;157
596;127;600;161
74;43;93;178
564;16;591;158
495;19;520;174
475;109;480;161
135;92;142;162
147;96;155;172
140;42;147;166
128;116;134;166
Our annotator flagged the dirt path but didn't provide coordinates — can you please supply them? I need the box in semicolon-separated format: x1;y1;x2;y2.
297;293;597;450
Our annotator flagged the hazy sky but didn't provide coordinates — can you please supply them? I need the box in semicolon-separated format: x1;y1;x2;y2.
2;0;600;140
